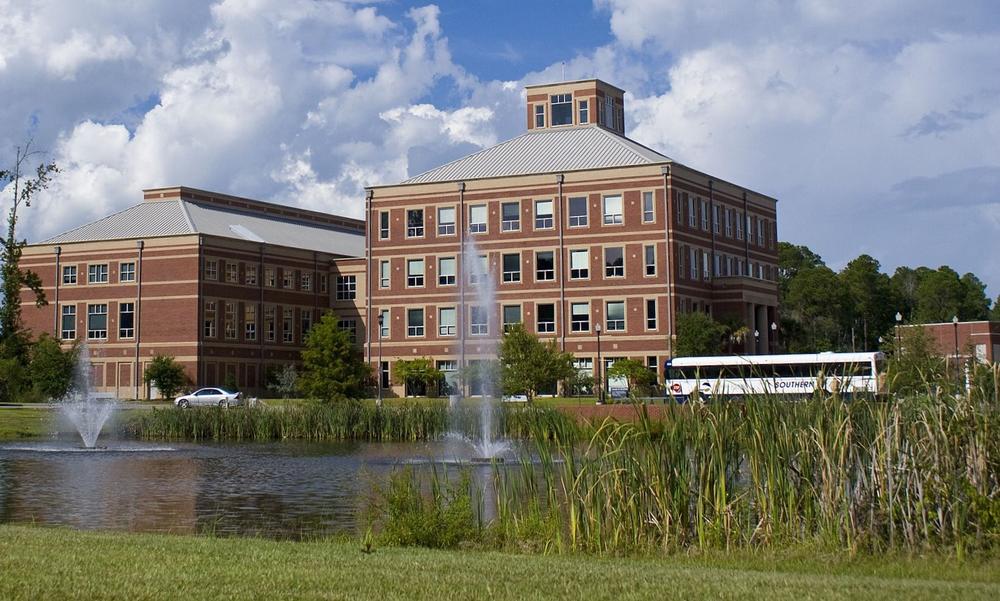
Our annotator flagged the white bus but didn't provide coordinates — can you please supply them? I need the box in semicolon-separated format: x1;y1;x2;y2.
664;352;886;401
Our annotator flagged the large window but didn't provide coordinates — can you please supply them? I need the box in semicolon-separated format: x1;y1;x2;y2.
570;303;590;332
379;211;389;239
301;273;312;291
283;308;293;343
406;259;424;287
439;307;456;336
570;249;589;279
701;200;710;231
265;267;276;287
407;209;424;237
469;254;488;285
245;305;257;341
407;308;424;337
501;202;520;231
283;269;294;289
336;318;355;343
534;104;545;128
725;208;732;237
225;262;238;283
537;304;555;333
204;301;217;338
713;205;720;234
438;257;456;286
605;247;624;278
120;262;136;283
502;253;520;283
225;302;237;339
245;264;257;286
602;195;623;225
87;303;108;339
578;99;589;124
551;93;572;126
606;301;625;331
568;196;588;227
642;191;654;223
264;306;275;342
689;247;698;279
736;211;744;240
62;265;77;285
61;305;76;340
646;299;657;330
88;264;109;284
438;206;456;235
534;199;553;229
380;260;390;288
119;302;135;338
469;205;486;234
502;305;522;332
470;306;489;336
644;245;656;276
702;252;710;281
535;251;554;281
379;309;389;338
336;275;356;300
687;196;697;228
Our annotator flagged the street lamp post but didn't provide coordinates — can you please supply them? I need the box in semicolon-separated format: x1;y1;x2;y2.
770;321;777;352
895;311;903;350
952;315;960;370
377;313;384;407
595;322;603;405
753;329;760;354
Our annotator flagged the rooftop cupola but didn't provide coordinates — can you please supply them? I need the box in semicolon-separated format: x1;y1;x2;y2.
524;79;625;136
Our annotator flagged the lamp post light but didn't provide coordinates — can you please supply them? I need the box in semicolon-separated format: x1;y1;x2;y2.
952;315;960;368
753;329;760;354
770;321;777;352
895;311;903;350
377;313;384;407
595;322;603;405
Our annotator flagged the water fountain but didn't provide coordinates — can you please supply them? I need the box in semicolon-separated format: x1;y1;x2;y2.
60;344;116;448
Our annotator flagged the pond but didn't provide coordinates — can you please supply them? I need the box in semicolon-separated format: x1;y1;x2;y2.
0;438;509;540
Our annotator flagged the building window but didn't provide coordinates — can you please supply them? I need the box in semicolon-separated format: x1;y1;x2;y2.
501;202;520;231
606;301;625;331
264;306;275;342
470;306;489;336
602;195;623;225
689;247;698;280
646;299;657;330
534;104;544;128
700;199;709;231
676;191;684;225
224;302;237;339
725;208;732;237
407;308;424;337
225;262;238;283
687;196;697;228
502;305;522;332
319;274;328;293
61;305;76;340
379;211;390;239
438;257;456;286
713;205;721;234
378;309;389;338
336;318;356;343
379;260;390;288
551;93;572;126
300;310;313;338
568;196;588;227
469;254;488;285
570;249;589;279
579;99;589;124
758;218;765;246
204;301;217;338
605;247;624;278
282;308;294;343
642;191;654;223
245;305;257;341
88;264;109;284
570;303;590;332
469;205;487;234
535;251;554;281
62;265;77;285
120;262;136;283
282;269;295;289
502;253;520;283
87;303;108;339
714;254;721;277
745;214;752;242
406;209;424;237
644;245;656;276
245;265;258;286
336;275;356;300
537;303;555;333
702;252;710;281
736;211;744;240
406;259;425;287
438;206;456;235
534;199;553;229
118;302;135;338
302;273;312;291
439;307;457;336
265;267;276;287
203;260;217;282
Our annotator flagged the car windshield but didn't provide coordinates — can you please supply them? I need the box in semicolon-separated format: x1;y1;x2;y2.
219;388;237;395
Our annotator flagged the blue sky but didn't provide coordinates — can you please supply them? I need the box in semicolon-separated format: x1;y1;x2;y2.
1;0;998;297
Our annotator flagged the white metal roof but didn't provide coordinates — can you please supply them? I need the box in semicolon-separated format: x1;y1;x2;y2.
667;352;885;366
40;199;365;257
399;125;671;185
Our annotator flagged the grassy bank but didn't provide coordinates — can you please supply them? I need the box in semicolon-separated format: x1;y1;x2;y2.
0;407;52;439
2;526;998;601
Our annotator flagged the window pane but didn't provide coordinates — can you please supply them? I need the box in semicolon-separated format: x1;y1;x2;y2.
535;200;553;229
605;247;623;277
603;195;623;225
570;249;588;269
503;305;521;330
537;303;555;333
568;197;588;226
551;94;572;125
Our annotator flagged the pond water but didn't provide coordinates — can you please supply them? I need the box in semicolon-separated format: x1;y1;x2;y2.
0;438;509;539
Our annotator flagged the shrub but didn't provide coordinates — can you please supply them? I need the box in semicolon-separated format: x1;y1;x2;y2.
144;355;188;399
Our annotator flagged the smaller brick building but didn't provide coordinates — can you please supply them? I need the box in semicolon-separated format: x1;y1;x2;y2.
903;320;1000;363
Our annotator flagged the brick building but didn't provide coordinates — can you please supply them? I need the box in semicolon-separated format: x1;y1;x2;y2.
20;187;365;398
902;320;1000;363
365;79;779;396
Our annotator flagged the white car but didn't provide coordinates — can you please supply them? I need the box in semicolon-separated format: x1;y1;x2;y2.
175;388;242;408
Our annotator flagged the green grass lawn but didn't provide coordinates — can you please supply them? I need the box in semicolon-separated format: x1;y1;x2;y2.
0;407;53;439
1;526;997;600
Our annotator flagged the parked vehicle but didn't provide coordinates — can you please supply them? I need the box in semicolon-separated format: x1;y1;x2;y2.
175;388;242;408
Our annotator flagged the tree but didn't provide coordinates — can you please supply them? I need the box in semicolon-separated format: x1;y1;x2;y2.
674;311;728;356
498;324;575;401
0;142;58;367
267;364;299;398
777;242;824;298
607;358;657;397
298;313;370;402
784;266;850;351
839;254;896;350
885;326;950;396
959;272;990;320
393;358;443;397
991;295;1000;322
144;355;188;399
28;334;76;400
913;266;966;323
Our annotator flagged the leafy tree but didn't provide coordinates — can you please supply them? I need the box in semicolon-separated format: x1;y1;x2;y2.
607;358;657;396
885;326;951;396
144;355;188;399
498;324;575;401
28;334;76;400
393;358;443;397
777;242;824;298
839;254;896;350
267;364;299;398
959;272;990;320
784;266;850;351
674;311;728;356
298;313;370;402
913;266;967;323
0;142;58;368
991;295;1000;321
